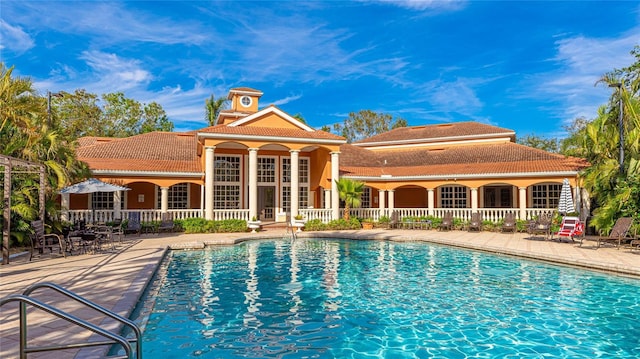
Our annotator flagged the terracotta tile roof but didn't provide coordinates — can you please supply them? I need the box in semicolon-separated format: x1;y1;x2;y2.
77;132;201;173
198;125;346;141
76;137;117;147
340;142;589;177
354;121;515;145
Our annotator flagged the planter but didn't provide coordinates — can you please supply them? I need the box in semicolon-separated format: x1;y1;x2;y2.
293;219;305;232
247;221;262;233
362;222;374;230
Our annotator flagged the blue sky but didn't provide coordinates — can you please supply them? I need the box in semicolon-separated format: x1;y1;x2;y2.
2;1;639;138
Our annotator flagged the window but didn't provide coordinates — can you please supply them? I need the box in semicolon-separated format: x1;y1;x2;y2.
282;157;309;183
240;96;252;107
215;155;241;209
282;186;308;211
214;185;240;209
215;156;240;182
362;187;371;208
156;183;188;209
258;157;276;183
91;192;114;209
441;186;467;208
532;183;562;208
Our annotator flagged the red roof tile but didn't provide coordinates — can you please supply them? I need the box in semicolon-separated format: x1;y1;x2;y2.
77;132;201;173
354;121;515;145
198;125;345;141
340;142;588;177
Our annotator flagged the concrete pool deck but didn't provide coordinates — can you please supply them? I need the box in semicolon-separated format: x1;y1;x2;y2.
1;228;639;358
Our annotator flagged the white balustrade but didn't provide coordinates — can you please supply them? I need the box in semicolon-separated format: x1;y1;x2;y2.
63;207;557;225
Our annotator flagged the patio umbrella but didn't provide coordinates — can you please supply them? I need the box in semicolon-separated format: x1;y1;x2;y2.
557;178;575;215
60;178;130;194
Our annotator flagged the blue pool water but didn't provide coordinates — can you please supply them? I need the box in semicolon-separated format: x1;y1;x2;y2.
135;239;640;358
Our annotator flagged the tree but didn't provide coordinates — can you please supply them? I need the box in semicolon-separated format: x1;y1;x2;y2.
141;102;173;133
574;46;640;233
53;90;174;138
1;63;90;246
54;89;102;138
205;94;228;126
516;135;560;153
292;113;307;124
332;110;407;143
335;178;364;221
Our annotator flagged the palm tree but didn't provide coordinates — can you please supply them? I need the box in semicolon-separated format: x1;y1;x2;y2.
205;94;228;126
335;178;364;221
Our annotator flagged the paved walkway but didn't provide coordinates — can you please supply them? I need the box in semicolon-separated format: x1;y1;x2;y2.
1;229;639;358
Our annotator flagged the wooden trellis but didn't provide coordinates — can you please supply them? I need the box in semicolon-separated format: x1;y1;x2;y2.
1;155;46;265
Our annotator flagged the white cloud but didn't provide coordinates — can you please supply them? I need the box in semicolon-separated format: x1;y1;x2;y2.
271;93;303;107
0;19;34;54
363;0;467;12
532;26;639;127
78;51;153;91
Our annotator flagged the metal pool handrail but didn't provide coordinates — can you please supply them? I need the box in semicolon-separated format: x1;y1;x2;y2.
0;294;132;358
22;281;142;358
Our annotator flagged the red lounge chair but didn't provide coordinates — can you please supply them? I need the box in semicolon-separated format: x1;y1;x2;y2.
555;216;583;242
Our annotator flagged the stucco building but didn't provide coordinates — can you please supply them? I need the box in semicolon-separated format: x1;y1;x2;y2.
63;87;589;224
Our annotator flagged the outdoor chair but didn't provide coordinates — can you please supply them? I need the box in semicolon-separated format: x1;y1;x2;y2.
29;220;67;260
580;217;635;249
389;211;401;229
501;212;516;233
527;213;553;240
125;212;142;236
438;212;453;231
467;212;482;232
554;216;583;243
157;212;175;234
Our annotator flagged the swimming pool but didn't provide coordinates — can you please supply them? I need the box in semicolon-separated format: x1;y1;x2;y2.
134;238;640;358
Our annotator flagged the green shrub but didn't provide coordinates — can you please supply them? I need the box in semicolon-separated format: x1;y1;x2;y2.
304;219;327;231
179;218;246;233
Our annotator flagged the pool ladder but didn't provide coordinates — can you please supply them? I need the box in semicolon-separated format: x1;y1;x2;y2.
283;212;297;241
0;282;142;359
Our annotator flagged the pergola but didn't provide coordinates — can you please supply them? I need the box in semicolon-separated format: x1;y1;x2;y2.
1;155;46;265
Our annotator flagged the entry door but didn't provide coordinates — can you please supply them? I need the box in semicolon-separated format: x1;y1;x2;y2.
484;186;512;208
258;186;275;220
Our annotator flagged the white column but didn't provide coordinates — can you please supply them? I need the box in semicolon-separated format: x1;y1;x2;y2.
470;188;478;211
160;186;169;213
249;148;259;220
331;151;340;220
204;146;215;220
378;190;386;217
113;191;122;220
200;185;205;218
290;150;300;218
324;189;331;209
61;193;70;222
519;187;527;220
388;190;395;214
427;189;435;216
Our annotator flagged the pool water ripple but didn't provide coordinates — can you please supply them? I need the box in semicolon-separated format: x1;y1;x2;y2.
135;239;640;358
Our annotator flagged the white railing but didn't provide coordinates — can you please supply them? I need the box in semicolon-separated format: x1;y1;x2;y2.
64;207;557;225
213;209;250;221
300;208;333;222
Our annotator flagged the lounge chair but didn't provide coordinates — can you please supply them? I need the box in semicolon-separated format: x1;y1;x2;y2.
125;211;142;236
438;212;453;231
389;211;401;229
157;212;175;234
501;212;516;233
527;213;552;240
554;216;583;243
580;217;635;249
467;212;482;232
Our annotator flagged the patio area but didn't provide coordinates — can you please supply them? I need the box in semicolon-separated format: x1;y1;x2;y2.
1;228;639;358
